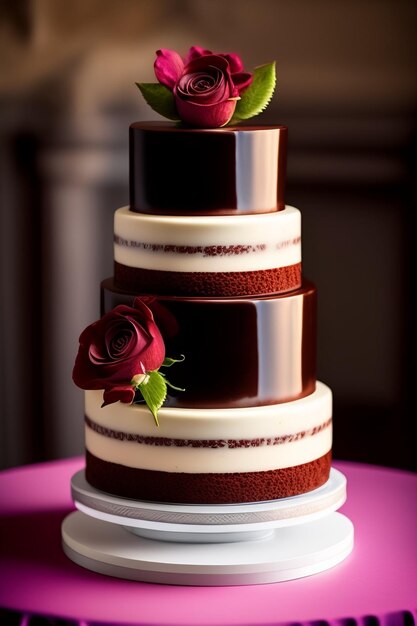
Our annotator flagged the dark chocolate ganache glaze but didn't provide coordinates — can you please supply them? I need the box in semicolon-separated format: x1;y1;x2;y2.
101;278;316;409
129;122;287;215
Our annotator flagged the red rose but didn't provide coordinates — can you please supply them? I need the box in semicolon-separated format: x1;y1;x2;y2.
72;298;165;407
154;46;252;128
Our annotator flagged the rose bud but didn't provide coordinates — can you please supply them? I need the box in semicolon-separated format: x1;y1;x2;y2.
131;372;150;387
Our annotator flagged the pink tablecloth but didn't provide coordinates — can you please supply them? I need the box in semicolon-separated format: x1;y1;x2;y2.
0;458;416;626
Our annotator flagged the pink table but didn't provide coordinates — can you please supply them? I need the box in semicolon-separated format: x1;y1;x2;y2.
0;458;416;626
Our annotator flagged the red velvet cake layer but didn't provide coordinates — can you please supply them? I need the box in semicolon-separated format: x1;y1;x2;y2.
114;261;302;297
86;450;331;504
101;279;317;408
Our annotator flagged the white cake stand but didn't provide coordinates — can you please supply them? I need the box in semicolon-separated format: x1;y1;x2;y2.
62;468;354;585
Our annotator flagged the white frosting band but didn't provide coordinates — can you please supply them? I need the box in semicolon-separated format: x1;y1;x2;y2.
85;426;331;473
85;383;332;473
114;206;301;272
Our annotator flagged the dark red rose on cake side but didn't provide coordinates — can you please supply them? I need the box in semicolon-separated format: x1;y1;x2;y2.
72;298;165;407
154;46;253;127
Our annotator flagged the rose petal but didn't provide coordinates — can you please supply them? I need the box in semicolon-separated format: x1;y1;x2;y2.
130;320;149;353
72;351;105;389
231;71;253;94
102;385;135;407
174;96;237;128
220;53;243;73
154;49;184;89
184;46;213;65
184;54;230;75
132;299;166;371
103;319;132;359
140;321;166;371
133;298;156;322
176;68;228;104
177;55;235;108
88;342;106;364
109;328;139;360
144;299;179;339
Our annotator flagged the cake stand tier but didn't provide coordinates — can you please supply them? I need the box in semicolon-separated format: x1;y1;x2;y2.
70;467;347;542
62;510;353;586
62;468;354;584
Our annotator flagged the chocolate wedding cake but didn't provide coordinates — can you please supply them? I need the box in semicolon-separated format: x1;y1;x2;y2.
71;47;333;507
79;121;332;504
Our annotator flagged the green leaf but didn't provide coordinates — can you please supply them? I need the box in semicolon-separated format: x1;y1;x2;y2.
136;83;180;121
137;370;167;426
162;355;185;368
230;62;276;122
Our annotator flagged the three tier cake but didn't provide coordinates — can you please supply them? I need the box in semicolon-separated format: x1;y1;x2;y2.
76;121;333;504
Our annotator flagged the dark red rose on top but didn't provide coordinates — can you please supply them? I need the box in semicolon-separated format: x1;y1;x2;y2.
72;298;165;407
154;46;252;128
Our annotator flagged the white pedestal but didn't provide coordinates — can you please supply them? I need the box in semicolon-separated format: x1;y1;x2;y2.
62;468;354;585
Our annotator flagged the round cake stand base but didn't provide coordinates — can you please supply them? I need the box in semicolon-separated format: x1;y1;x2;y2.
62;510;353;586
70;468;348;543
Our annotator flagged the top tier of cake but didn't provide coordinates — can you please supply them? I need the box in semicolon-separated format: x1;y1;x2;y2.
129;122;288;216
117;122;297;298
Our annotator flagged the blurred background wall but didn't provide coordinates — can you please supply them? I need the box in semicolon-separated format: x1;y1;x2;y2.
0;0;416;472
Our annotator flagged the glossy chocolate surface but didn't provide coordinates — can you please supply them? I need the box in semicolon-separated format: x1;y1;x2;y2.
129;122;287;215
101;278;316;409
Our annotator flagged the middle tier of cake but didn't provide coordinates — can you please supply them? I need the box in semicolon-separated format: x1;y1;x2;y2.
102;278;316;409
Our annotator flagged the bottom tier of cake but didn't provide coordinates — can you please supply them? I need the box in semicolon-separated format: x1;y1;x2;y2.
84;382;332;504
